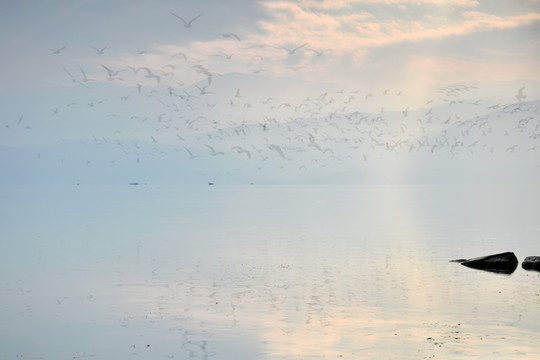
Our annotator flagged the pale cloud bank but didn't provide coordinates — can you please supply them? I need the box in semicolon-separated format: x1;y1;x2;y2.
297;0;480;9
260;1;540;48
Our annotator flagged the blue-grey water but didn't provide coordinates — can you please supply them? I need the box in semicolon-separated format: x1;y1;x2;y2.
1;184;539;359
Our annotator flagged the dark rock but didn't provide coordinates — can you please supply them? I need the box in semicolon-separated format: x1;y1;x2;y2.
521;256;540;272
454;252;518;274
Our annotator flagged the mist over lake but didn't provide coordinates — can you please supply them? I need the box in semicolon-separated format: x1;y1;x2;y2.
1;184;539;359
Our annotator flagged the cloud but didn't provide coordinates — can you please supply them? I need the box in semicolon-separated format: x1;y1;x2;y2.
231;0;540;86
259;1;540;50
463;11;540;30
295;0;480;9
353;12;540;48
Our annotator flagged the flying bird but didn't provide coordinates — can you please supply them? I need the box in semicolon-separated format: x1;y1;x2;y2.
266;144;287;159
49;46;66;54
305;48;330;57
91;46;107;54
172;51;187;60
62;66;90;88
210;53;234;60
217;33;240;41
194;84;213;95
205;144;225;156
516;87;526;102
192;64;212;76
184;147;200;159
231;146;251;159
78;65;94;82
101;64;127;81
402;107;409;117
191;64;218;85
170;12;204;28
278;43;308;55
137;67;161;83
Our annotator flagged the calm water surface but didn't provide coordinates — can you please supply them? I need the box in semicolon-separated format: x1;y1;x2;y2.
1;184;539;359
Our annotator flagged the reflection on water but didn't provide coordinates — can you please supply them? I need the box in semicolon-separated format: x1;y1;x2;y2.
1;185;539;359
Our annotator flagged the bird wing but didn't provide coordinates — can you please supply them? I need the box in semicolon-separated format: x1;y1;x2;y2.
78;65;88;78
184;147;194;156
170;12;187;24
101;64;113;77
187;12;204;25
292;43;308;52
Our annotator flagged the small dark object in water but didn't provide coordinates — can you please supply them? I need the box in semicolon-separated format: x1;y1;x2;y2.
452;252;518;274
522;256;540;271
208;182;214;185
129;182;139;185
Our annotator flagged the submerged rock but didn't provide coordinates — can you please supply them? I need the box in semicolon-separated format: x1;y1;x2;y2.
521;256;540;271
452;252;518;274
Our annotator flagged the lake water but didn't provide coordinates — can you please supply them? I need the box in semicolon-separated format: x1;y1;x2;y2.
1;184;539;359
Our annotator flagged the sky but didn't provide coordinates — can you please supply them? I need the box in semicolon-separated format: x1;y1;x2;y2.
1;0;539;90
1;0;539;184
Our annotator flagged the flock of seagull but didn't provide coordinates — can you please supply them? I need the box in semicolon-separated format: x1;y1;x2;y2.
5;10;540;182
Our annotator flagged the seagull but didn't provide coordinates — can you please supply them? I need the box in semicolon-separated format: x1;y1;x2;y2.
209;53;234;60
217;33;240;41
305;48;330;57
184;147;200;159
172;51;187;60
170;12;204;28
91;46;107;54
194;84;213;95
137;67;161;83
192;64;212;77
78;65;94;82
205;144;225;156
266;144;287;159
250;54;264;62
101;64;127;80
62;66;90;88
49;46;66;54
191;64;218;85
516;87;526;102
506;145;517;152
242;43;272;50
231;146;251;159
277;43;308;55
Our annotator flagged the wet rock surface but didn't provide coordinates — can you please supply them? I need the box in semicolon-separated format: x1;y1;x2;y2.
522;256;540;271
452;252;519;274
